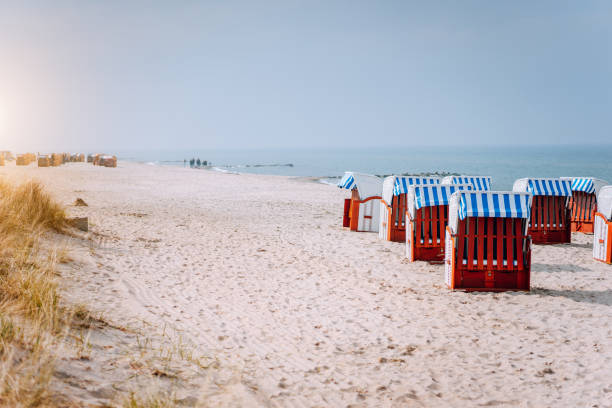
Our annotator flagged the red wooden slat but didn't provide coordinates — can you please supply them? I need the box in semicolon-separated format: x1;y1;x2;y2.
424;207;431;245
431;206;440;247
487;218;494;269
497;218;504;270
531;196;537;230
547;195;554;229
538;196;544;230
505;218;513;270
467;218;476;267
477;217;484;269
515;219;524;270
457;219;466;269
400;194;406;228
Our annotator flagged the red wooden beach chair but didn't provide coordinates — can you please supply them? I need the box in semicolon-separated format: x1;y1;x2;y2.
513;178;572;244
563;178;608;233
405;184;472;263
593;186;612;264
379;176;440;242
338;172;383;233
445;191;532;291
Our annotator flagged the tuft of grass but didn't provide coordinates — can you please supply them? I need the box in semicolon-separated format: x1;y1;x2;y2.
123;392;177;408
0;180;68;406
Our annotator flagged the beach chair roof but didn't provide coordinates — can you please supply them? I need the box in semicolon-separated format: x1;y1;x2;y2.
407;184;472;219
560;177;608;195
448;191;532;234
512;178;572;197
597;186;612;220
441;176;491;191
381;176;440;203
337;172;383;200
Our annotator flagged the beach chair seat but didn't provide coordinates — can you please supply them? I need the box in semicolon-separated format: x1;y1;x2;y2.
380;176;440;242
405;184;472;263
338;172;382;233
445;191;532;291
593;186;612;264
513;178;572;244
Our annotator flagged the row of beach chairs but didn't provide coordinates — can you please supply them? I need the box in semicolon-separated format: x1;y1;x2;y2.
88;154;117;167
37;153;85;167
338;173;612;292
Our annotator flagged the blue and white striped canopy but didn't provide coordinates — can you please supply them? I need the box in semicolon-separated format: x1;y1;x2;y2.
337;173;355;190
527;178;572;197
570;178;596;194
458;192;532;220
443;176;491;191
413;185;472;210
393;177;440;196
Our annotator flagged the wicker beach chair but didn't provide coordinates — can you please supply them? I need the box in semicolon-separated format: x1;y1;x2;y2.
338;172;383;233
445;191;532;291
513;178;572;244
379;176;440;242
406;184;472;263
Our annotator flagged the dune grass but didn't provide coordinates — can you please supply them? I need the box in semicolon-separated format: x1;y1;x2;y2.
0;180;67;407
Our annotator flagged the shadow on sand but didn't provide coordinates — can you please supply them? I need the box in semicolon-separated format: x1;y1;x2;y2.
531;287;612;306
566;242;593;249
531;263;592;273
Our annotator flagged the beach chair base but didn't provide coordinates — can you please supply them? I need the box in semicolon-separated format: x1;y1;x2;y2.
343;193;381;233
571;221;594;234
445;220;531;292
530;229;571;245
380;196;406;242
593;213;612;264
570;192;597;234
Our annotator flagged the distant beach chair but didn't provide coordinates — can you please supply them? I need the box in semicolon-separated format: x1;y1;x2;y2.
338;172;383;233
16;154;28;166
513;178;572;244
38;155;50;167
99;155;117;168
441;176;492;191
445;191;532;291
561;177;608;233
593;186;612;264
405;184;472;263
51;153;63;166
379;176;441;242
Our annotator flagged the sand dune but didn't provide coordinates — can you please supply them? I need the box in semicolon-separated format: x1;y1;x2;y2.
3;161;611;407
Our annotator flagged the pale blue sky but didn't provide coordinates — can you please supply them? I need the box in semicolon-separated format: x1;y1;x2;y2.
0;0;610;151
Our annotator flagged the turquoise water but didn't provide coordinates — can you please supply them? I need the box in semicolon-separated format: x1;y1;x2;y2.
119;145;612;190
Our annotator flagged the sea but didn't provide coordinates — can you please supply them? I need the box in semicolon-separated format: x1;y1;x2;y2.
118;145;612;190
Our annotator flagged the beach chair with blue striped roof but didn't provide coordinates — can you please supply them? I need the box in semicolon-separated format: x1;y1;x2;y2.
445;191;532;291
338;172;383;233
441;176;492;191
513;178;572;244
561;177;608;233
405;184;472;263
593;186;612;264
379;176;441;242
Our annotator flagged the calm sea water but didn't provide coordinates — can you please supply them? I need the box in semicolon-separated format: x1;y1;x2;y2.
118;145;612;190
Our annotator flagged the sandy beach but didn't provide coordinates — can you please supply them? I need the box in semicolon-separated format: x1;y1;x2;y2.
2;161;611;407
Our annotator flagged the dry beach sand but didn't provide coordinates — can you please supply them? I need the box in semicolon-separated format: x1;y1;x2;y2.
2;161;611;407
